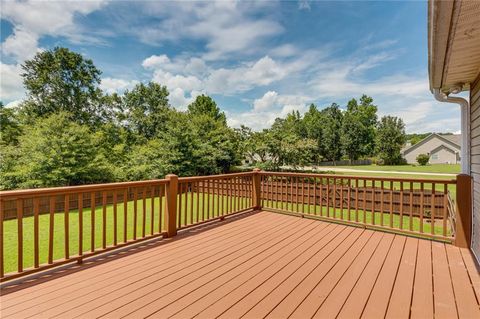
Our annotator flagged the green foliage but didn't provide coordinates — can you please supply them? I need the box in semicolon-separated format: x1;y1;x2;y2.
188;94;226;123
20;47;103;126
123;82;172;139
321;103;343;162
375;116;406;165
0;102;22;146
416;154;430;166
341;95;378;161
407;133;431;145
0;112;114;189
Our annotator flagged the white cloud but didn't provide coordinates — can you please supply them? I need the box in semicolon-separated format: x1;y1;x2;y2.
99;78;139;94
1;27;41;61
134;1;282;59
1;0;106;103
254;91;278;111
0;63;24;101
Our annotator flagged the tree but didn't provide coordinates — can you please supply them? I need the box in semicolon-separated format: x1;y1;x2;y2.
375;116;406;165
321;103;343;162
0;102;22;145
188;94;226;123
341;95;378;161
0;112;113;189
303;104;324;162
20;47;104;126
416;154;430;166
123;82;172;139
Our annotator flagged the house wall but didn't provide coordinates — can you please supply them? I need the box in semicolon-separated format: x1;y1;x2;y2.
403;136;460;164
429;147;457;164
470;74;480;261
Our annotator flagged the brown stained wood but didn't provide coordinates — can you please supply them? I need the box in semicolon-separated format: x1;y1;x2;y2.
432;241;458;319
337;235;399;319
0;200;4;278
151;186;155;235
385;237;418;319
361;235;406;319
420;183;424;233
326;178;330;217
290;231;381;319
445;245;480;318
78;193;83;256
16;199;23;273
48;197;55;264
33;197;40;268
409;182;414;231
399;182;404;230
184;183;189;225
355;179;359;222
1;212;478;319
133;189;138;240
190;183;194;223
142;188;147;237
389;181;393;228
206;179;210;220
196;182;200;223
363;180;367;224
265;228;367;319
91;192;97;252
371;180;375;225
113;191;118;245
296;177;299;213
460;248;480;301
1;212;287;318
122;189;128;243
65;194;70;259
159;185;164;232
431;183;435;235
410;240;434;318
312;232;392;319
102;192;107;249
380;181;384;226
443;184;448;236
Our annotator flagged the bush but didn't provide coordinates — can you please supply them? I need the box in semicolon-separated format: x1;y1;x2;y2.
416;154;430;166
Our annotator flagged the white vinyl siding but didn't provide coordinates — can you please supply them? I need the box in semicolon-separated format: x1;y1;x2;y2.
470;74;480;261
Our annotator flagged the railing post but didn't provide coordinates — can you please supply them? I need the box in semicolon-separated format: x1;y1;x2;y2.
252;168;262;210
165;174;178;237
455;174;472;248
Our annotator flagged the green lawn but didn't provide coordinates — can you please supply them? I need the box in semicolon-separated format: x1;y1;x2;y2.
262;200;450;239
320;164;460;174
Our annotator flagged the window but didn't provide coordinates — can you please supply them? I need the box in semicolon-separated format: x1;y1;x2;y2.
431;153;438;160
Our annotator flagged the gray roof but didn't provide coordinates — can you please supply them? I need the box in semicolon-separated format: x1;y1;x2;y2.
440;134;461;147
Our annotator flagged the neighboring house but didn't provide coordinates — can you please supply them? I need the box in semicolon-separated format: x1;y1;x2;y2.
401;133;461;164
428;0;480;262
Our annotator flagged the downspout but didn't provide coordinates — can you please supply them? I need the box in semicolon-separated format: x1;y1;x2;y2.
433;88;470;174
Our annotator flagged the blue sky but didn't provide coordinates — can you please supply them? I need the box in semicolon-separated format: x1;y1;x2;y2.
0;0;461;133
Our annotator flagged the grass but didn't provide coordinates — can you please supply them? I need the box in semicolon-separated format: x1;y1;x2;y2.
262;200;449;239
319;164;460;174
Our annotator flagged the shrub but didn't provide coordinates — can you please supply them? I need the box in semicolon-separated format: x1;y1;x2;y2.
416;154;430;166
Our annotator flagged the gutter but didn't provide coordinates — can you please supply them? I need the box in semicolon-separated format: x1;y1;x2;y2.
433;88;470;174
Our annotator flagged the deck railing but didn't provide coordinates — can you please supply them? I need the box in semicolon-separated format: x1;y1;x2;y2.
0;169;472;282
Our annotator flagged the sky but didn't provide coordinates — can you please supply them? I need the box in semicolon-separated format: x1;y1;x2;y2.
0;0;462;133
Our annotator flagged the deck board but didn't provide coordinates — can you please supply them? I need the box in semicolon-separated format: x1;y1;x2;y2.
1;211;479;319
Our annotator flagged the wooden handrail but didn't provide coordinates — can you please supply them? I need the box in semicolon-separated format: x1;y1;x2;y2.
259;171;457;184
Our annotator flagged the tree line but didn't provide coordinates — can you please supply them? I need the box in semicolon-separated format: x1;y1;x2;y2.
238;98;406;170
0;47;406;190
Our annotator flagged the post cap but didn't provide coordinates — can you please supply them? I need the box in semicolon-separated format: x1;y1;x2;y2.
253;168;261;172
166;174;178;179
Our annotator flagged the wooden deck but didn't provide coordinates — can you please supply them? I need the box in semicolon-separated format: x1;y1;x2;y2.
1;211;479;319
